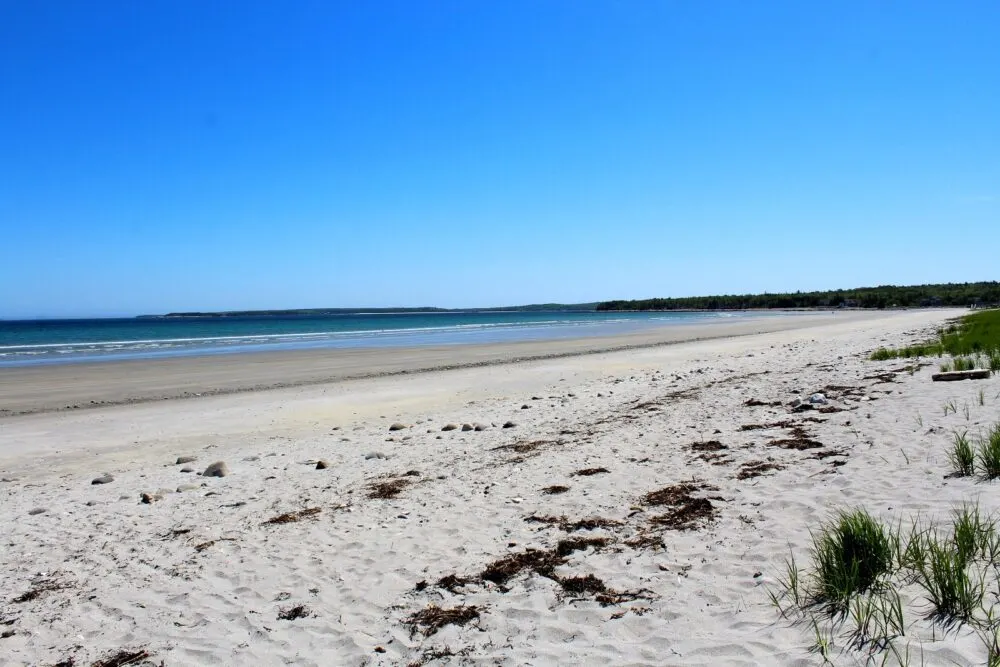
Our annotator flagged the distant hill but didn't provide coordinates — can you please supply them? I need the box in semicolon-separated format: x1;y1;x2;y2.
596;282;1000;311
149;303;600;318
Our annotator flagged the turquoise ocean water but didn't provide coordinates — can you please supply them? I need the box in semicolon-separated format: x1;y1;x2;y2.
0;311;778;367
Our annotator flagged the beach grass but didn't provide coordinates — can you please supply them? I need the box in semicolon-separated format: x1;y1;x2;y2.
948;431;975;477
774;503;1000;663
869;310;1000;369
979;424;1000;480
811;509;894;610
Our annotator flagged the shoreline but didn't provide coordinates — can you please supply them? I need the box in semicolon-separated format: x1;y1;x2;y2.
1;311;889;417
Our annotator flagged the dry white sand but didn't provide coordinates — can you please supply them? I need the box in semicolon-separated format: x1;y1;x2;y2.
2;308;998;666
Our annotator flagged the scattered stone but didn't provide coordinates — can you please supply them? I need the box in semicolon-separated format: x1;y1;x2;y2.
461;423;474;431
503;421;517;429
441;424;458;431
316;460;330;470
521;404;530;409
176;456;196;464
389;423;407;431
176;484;200;493
140;492;163;504
365;452;389;460
474;423;489;431
243;456;260;462
202;461;230;478
28;508;46;515
91;474;114;485
180;467;194;473
808;393;828;405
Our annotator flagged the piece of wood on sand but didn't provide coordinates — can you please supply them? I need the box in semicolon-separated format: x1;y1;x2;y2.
931;370;992;382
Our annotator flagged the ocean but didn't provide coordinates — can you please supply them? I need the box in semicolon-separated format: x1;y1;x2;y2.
0;311;774;367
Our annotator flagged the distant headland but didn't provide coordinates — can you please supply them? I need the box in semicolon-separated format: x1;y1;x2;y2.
140;282;1000;319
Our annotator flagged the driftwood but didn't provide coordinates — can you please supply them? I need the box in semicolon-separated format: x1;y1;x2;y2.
932;370;992;382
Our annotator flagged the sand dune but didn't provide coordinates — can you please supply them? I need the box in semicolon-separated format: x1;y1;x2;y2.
3;308;998;666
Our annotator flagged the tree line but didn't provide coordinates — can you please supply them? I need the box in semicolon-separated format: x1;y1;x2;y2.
596;282;1000;311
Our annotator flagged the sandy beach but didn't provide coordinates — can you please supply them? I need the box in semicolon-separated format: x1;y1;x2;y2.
3;308;999;666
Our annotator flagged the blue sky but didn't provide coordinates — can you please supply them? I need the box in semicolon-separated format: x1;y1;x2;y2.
1;1;997;317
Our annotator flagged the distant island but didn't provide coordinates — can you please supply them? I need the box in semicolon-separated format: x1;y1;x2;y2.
147;303;600;318
141;282;1000;319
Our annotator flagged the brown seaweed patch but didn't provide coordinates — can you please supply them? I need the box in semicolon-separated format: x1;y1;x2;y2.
743;398;782;407
405;604;481;637
737;460;785;480
11;576;69;604
262;507;322;525
541;485;570;495
649;497;717;531
572;467;610;477
368;478;412;499
555;537;610;556
641;482;710;507
277;604;312;621
740;420;796;431
493;439;560;455
811;448;848;460
690;440;727;452
480;549;566;585
435;574;473;593
558;574;607;594
91;648;153;667
524;514;621;532
768;438;824;450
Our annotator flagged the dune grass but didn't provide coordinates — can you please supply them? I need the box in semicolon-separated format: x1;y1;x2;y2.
979;424;1000;480
811;510;894;610
772;503;1000;664
949;431;975;477
870;310;1000;371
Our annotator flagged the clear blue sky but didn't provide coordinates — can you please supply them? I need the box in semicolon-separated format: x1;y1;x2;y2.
1;1;997;317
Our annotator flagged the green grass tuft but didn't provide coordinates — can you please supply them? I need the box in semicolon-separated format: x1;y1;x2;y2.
949;431;975;477
912;528;985;622
811;509;894;610
978;424;1000;480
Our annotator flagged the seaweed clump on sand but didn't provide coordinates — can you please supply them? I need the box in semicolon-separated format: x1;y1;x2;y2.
641;482;720;531
405;604;481;637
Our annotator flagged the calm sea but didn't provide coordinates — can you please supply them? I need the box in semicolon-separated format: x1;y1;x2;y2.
0;311;773;367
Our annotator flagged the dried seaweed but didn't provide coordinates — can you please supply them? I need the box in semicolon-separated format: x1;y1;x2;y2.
405;604;481;637
572;467;610;476
277;604;311;620
91;649;152;667
262;507;322;525
737;461;785;480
